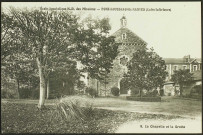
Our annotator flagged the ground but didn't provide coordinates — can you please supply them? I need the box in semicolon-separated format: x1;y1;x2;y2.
1;96;202;133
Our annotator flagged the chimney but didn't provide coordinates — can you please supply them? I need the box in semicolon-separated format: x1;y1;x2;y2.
184;55;190;63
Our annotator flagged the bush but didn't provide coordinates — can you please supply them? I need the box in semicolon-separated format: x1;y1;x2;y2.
143;90;159;97
130;87;140;95
51;96;94;122
31;88;39;99
111;87;120;96
126;96;161;102
1;90;15;99
19;88;31;99
191;85;202;95
86;87;98;98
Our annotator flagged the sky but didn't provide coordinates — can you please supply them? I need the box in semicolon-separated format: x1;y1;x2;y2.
2;2;201;58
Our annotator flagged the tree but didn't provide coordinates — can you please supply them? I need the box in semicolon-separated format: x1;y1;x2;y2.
171;69;193;96
1;12;37;99
124;48;168;97
75;16;119;80
3;8;118;108
69;16;119;96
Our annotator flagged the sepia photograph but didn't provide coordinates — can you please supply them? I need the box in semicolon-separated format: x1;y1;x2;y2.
1;2;202;134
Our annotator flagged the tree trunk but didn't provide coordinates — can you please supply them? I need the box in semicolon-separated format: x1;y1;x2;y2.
46;78;50;99
179;85;183;97
36;57;46;109
97;79;99;96
16;79;20;99
139;89;142;97
105;76;107;97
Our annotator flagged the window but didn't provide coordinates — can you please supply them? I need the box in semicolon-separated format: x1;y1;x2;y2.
183;65;187;70
122;33;126;40
193;65;197;71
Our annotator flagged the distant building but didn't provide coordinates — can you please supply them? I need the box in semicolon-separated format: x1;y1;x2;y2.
163;55;202;96
163;55;202;81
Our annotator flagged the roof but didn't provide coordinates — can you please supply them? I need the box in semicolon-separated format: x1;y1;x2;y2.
120;16;126;19
111;27;147;45
191;70;202;80
163;58;202;64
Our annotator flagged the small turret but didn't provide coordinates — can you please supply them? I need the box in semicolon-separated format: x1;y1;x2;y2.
120;16;127;28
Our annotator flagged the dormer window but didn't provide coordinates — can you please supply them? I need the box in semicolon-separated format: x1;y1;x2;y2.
122;33;126;40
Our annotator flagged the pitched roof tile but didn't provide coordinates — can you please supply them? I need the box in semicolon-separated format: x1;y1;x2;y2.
111;27;147;45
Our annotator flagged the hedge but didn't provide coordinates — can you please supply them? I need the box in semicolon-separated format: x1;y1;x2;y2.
126;96;161;102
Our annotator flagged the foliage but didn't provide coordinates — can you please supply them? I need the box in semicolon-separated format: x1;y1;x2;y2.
86;87;98;98
111;87;120;96
124;48;168;94
2;8;118;107
78;16;119;81
120;77;130;94
52;96;94;122
190;84;202;95
126;96;161;102
1;77;18;99
1;11;38;99
130;87;140;95
143;90;159;97
1;90;15;99
48;60;81;98
171;69;193;96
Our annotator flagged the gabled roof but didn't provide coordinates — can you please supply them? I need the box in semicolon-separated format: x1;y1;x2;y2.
163;58;202;64
191;70;202;80
111;27;147;45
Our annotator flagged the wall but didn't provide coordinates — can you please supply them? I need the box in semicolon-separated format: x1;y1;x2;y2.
89;43;144;96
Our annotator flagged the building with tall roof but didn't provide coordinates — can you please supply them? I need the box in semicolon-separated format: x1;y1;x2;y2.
88;16;147;96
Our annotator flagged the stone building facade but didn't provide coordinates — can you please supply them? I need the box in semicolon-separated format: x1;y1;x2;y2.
88;16;147;96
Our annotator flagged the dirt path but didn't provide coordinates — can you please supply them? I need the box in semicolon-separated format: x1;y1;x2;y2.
2;96;202;119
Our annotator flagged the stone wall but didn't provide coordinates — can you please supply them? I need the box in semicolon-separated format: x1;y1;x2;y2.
89;43;145;96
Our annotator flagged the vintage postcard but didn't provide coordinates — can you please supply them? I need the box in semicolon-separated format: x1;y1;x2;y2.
1;2;202;134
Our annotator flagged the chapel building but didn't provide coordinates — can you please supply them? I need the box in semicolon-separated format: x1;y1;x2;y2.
88;16;147;96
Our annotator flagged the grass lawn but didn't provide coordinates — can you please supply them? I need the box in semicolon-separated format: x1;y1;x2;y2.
1;102;183;133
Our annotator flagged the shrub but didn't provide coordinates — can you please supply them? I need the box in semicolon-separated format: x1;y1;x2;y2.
160;89;164;96
130;87;140;95
144;90;159;97
86;87;98;98
192;85;202;95
50;96;94;122
126;96;161;102
111;87;120;96
31;88;39;99
1;90;15;99
19;88;31;99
